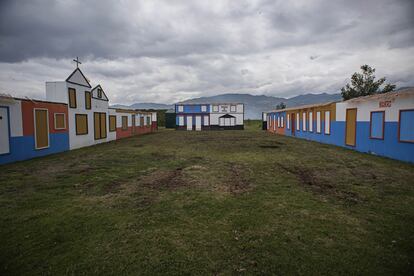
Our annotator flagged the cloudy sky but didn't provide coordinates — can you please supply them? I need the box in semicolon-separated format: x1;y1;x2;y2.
0;0;413;105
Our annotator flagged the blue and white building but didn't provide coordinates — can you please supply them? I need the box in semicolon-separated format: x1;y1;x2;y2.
175;103;244;130
265;89;414;163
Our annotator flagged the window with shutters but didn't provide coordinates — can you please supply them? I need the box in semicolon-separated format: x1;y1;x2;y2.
109;115;116;132
316;111;321;133
54;113;66;130
68;88;77;108
369;111;384;139
122;116;128;130
178;115;184;126
309;111;313;132
85;91;91;109
287;114;290;129
399;109;414;143
296;113;300;131
324;111;331;134
75;114;88;135
302;112;307;131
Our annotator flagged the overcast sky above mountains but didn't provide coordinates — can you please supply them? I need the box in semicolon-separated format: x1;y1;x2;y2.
0;0;413;105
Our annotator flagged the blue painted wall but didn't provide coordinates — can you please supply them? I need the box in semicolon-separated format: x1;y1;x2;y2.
175;104;210;113
0;133;69;165
400;110;414;141
281;118;414;163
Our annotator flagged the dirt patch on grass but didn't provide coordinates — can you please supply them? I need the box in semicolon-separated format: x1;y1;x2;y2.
277;163;362;204
150;152;175;161
133;144;144;148
259;145;280;149
140;168;187;190
71;163;94;174
259;140;284;149
229;164;249;194
226;164;252;195
103;181;123;194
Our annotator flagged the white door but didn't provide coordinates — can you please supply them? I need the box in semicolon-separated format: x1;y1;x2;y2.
187;116;193;131
0;107;10;154
230;118;236;126
195;116;201;131
219;117;224;126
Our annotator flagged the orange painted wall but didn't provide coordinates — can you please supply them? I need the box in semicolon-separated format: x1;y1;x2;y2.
21;100;69;136
116;127;133;139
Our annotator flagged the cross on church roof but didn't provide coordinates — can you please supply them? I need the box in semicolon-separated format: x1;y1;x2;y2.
73;57;82;68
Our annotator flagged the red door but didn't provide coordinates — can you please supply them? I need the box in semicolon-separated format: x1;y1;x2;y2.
291;113;295;136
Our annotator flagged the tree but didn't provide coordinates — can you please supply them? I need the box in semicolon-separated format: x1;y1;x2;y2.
341;65;396;100
276;102;286;110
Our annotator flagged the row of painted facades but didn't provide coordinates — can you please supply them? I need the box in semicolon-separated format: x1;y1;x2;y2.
0;68;157;165
174;103;244;130
264;89;414;163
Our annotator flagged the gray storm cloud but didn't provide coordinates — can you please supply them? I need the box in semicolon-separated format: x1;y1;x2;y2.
0;0;413;104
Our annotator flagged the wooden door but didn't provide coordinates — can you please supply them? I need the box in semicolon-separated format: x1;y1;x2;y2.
345;108;357;146
291;113;295;136
34;109;49;149
100;113;106;138
132;115;136;134
0;107;10;154
94;112;107;140
187;116;193;131
195;116;201;131
94;113;100;139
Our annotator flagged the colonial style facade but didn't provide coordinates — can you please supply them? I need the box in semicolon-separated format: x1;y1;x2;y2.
175;103;244;130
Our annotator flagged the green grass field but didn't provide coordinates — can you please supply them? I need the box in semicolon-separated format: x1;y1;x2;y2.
1;121;413;275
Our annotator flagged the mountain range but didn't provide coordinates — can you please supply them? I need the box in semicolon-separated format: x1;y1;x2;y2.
112;92;342;119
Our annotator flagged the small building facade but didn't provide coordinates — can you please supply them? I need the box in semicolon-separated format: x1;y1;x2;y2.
265;89;414;163
0;66;157;165
175;103;244;131
0;96;69;165
46;69;116;149
262;112;267;130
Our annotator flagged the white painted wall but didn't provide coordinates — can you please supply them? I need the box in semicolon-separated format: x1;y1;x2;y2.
195;116;201;130
116;111;132;127
187;116;192;130
0;107;10;154
0;99;23;137
45;82;67;103
46;80;116;150
336;93;414;122
107;108;117;141
208;103;244;126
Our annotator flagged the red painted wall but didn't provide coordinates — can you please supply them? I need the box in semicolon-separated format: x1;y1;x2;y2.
151;122;157;130
135;126;152;134
116;127;133;139
21;100;69;136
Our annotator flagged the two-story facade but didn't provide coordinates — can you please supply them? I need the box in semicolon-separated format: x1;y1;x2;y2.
45;68;116;149
175;103;244;130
